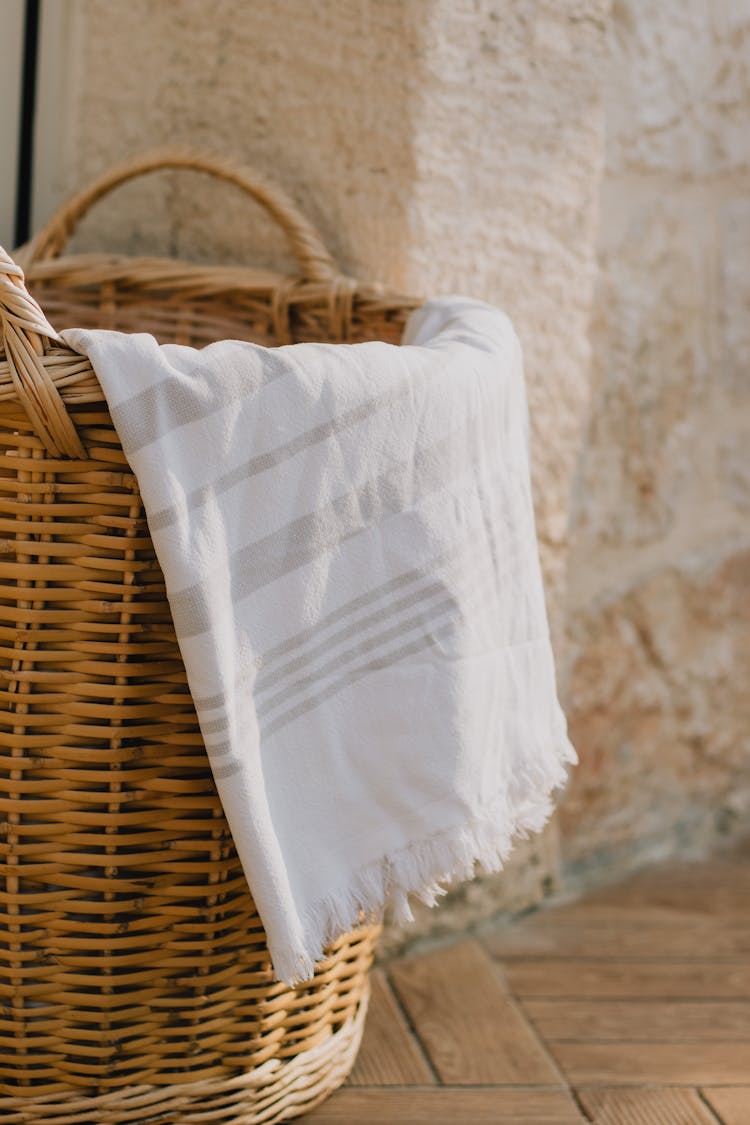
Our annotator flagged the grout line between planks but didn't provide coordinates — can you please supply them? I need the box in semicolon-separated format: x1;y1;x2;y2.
384;969;443;1086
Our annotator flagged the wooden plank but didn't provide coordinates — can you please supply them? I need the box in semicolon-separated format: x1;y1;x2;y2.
583;880;750;916
701;1087;750;1125
389;939;561;1085
306;1087;586;1124
484;911;750;960
348;969;434;1086
521;999;750;1041
549;1041;750;1085
581;857;750;913
519;904;748;929
501;959;750;999
578;1086;718;1125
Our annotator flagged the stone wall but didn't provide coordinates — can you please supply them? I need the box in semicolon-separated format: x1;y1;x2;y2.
561;0;750;880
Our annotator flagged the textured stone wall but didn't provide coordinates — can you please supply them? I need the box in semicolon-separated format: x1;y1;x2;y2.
48;0;609;941
561;0;750;878
398;0;609;641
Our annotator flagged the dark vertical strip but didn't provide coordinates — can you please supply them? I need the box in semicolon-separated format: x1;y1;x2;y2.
14;0;40;247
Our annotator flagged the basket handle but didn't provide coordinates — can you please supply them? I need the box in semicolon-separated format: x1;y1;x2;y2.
23;148;339;282
0;246;87;459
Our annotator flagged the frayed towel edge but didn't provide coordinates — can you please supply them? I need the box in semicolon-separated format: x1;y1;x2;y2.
268;734;578;985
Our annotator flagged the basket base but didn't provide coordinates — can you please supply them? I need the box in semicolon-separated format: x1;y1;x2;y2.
1;989;368;1125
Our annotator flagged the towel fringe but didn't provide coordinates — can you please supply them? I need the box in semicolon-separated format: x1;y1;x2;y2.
270;732;578;985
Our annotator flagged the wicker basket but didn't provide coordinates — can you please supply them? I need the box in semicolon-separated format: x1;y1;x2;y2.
0;150;419;1125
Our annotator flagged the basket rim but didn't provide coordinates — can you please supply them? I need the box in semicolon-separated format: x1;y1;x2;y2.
1;146;422;455
22;249;418;305
0;249;420;411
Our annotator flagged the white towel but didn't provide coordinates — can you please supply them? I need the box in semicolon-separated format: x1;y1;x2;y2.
61;296;576;984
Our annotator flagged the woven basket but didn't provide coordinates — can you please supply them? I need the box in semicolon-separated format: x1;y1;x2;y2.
0;150;419;1125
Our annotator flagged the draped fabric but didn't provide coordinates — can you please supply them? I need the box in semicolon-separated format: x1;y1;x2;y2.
62;296;576;983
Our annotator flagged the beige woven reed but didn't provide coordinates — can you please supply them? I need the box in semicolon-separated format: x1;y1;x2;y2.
0;149;420;1125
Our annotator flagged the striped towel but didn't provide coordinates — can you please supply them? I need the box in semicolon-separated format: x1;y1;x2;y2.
61;296;576;984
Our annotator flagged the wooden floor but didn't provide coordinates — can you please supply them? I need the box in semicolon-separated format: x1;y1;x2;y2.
308;848;750;1124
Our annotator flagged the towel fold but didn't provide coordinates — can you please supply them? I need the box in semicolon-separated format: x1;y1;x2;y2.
61;296;576;984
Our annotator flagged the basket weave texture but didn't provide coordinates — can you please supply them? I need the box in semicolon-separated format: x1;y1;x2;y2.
0;150;418;1124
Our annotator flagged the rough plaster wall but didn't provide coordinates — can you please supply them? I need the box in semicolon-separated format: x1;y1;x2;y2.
404;0;609;644
56;0;429;283
54;0;607;943
561;0;750;879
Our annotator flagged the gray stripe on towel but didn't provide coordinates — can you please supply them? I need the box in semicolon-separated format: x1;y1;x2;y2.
204;739;233;758
148;383;411;533
200;714;230;736
210;756;243;780
253;491;517;699
260;558;515;740
260;617;456;741
191;464;525;719
256;556;499;726
255;574;449;697
112;347;291;455
191;560;445;712
169;412;484;641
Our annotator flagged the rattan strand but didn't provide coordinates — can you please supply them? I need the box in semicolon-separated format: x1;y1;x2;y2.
0;149;421;1124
